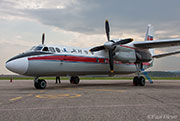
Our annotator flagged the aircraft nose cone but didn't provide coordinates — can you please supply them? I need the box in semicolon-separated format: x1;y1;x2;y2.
6;57;28;75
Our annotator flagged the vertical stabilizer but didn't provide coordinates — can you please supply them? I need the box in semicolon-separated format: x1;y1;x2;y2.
145;24;154;56
145;24;154;41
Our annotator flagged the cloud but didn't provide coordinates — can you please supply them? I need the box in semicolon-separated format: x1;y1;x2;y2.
2;0;180;36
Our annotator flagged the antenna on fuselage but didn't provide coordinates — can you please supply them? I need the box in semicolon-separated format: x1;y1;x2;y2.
42;33;45;45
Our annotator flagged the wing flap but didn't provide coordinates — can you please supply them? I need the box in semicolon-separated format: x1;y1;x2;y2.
134;39;180;49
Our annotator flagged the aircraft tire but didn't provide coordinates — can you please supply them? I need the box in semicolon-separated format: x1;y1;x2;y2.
139;76;145;86
39;79;47;89
133;76;139;86
34;81;40;89
34;79;47;89
70;76;80;84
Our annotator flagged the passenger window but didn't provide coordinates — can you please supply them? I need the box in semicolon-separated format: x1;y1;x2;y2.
42;47;49;51
49;47;55;53
55;48;61;53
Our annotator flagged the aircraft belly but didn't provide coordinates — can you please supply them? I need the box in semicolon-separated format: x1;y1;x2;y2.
25;60;137;76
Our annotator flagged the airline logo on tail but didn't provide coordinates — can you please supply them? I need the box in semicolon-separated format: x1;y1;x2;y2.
147;35;153;41
145;24;154;41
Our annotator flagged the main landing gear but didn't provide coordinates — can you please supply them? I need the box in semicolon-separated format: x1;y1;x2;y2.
70;76;80;84
133;76;145;86
133;63;146;86
34;77;47;89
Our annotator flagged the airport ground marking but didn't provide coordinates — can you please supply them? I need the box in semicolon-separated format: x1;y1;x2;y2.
35;93;81;99
9;94;33;102
9;96;22;101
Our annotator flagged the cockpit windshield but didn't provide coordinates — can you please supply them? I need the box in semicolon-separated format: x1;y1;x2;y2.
30;46;43;51
34;46;43;51
30;46;36;50
30;46;55;53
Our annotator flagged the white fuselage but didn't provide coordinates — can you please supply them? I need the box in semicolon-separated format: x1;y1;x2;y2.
6;44;152;77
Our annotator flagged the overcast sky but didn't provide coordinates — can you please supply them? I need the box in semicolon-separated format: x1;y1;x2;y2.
0;0;180;74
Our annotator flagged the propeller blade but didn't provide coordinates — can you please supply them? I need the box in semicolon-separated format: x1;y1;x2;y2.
113;38;133;46
90;45;105;52
109;50;114;73
42;33;45;45
105;20;110;41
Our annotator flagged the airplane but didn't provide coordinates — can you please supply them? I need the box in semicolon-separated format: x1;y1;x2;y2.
5;20;180;89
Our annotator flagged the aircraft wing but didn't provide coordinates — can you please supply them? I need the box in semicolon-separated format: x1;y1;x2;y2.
153;50;180;58
133;39;180;49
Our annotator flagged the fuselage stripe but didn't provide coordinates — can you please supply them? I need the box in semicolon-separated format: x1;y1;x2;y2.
28;55;151;66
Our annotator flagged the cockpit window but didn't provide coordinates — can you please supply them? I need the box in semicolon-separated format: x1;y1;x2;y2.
30;46;36;50
49;47;55;53
34;46;43;51
42;47;49;51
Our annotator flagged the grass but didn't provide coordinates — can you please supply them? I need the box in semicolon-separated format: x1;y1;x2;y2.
0;76;180;80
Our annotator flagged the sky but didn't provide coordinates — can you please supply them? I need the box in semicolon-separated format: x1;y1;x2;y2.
0;0;180;74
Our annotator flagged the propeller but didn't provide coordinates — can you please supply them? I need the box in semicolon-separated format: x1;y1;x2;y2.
105;20;114;73
109;49;114;73
89;20;133;73
90;45;105;52
105;20;110;41
112;38;133;46
42;33;45;45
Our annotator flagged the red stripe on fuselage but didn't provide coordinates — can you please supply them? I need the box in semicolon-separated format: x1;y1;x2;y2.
28;55;151;66
28;55;98;63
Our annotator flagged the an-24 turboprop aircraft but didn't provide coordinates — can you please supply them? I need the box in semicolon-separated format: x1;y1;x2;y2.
5;20;180;89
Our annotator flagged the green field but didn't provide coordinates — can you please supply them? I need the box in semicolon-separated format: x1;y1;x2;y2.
0;76;180;80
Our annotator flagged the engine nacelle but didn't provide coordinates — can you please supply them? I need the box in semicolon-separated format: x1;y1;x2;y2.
114;51;136;63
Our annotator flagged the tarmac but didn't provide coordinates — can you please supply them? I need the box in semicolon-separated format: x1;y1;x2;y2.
0;79;179;121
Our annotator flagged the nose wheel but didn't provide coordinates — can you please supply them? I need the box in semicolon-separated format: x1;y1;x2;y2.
70;76;80;84
34;78;47;89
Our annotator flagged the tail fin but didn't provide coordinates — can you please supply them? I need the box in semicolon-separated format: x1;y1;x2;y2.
145;24;154;67
145;24;154;41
